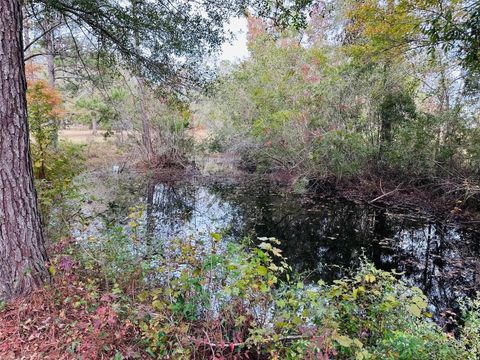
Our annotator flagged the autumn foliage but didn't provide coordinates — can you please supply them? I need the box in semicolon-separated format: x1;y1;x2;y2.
0;242;145;360
27;74;64;181
27;79;63;120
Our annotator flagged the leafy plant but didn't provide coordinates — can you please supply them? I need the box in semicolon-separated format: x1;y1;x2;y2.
27;79;86;241
79;212;477;359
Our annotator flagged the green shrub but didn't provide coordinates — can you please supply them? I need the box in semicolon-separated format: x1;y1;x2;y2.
312;130;374;178
33;141;85;240
459;295;480;358
76;215;478;359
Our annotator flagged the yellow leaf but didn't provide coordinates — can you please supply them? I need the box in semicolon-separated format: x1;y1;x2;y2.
353;286;365;300
48;264;56;277
211;232;221;241
333;334;353;347
353;339;363;348
355;349;371;360
385;294;396;302
152;300;163;311
268;263;279;271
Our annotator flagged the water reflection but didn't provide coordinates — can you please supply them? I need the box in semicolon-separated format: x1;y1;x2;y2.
137;178;479;319
145;181;242;242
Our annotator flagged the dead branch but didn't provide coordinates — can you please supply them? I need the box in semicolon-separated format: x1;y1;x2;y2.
369;182;403;203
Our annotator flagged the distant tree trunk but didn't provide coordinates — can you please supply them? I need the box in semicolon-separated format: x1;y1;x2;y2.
132;0;155;163
434;58;449;164
44;18;56;88
379;62;392;159
0;0;50;300
92;116;98;136
43;13;60;147
138;77;154;163
379;3;395;160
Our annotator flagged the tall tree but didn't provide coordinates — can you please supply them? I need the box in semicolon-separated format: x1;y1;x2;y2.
0;0;50;300
132;0;154;162
343;0;419;156
42;12;56;88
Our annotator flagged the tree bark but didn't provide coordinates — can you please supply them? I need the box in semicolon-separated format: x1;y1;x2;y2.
0;0;50;300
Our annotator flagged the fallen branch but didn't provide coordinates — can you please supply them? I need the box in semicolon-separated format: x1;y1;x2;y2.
369;182;403;203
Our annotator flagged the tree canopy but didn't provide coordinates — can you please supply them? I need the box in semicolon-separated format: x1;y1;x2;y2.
25;0;314;88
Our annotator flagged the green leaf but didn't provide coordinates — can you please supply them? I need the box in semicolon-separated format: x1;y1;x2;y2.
412;295;427;309
408;304;422;317
385;294;396;302
152;300;163;311
256;265;268;276
333;334;353;347
211;232;221;241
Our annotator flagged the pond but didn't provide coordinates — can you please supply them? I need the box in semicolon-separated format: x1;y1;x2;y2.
95;173;480;325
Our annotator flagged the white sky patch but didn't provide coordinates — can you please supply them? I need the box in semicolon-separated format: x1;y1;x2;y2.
220;16;249;63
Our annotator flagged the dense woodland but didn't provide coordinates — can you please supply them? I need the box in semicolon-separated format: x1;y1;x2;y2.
0;0;479;358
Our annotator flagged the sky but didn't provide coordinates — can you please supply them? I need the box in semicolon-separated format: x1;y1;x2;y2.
219;17;250;63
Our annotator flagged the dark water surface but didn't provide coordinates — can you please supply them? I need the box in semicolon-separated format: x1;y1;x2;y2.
109;176;480;321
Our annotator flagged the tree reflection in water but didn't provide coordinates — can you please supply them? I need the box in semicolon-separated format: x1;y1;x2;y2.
125;178;479;320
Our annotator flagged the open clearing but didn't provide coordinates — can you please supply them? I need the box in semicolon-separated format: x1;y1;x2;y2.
59;128;108;144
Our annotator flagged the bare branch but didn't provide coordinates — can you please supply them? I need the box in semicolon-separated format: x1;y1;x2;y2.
24;22;62;52
24;52;48;61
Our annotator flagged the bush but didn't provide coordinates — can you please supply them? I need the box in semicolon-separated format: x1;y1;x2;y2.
32;141;85;241
74;216;478;359
27;78;86;241
312;130;374;179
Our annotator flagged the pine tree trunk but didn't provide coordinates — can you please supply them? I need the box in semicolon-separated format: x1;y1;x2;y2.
0;0;50;300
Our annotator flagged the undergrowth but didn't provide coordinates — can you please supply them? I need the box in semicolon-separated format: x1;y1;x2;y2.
1;217;479;359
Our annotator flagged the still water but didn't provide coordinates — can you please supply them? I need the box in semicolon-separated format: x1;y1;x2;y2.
103;175;480;322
